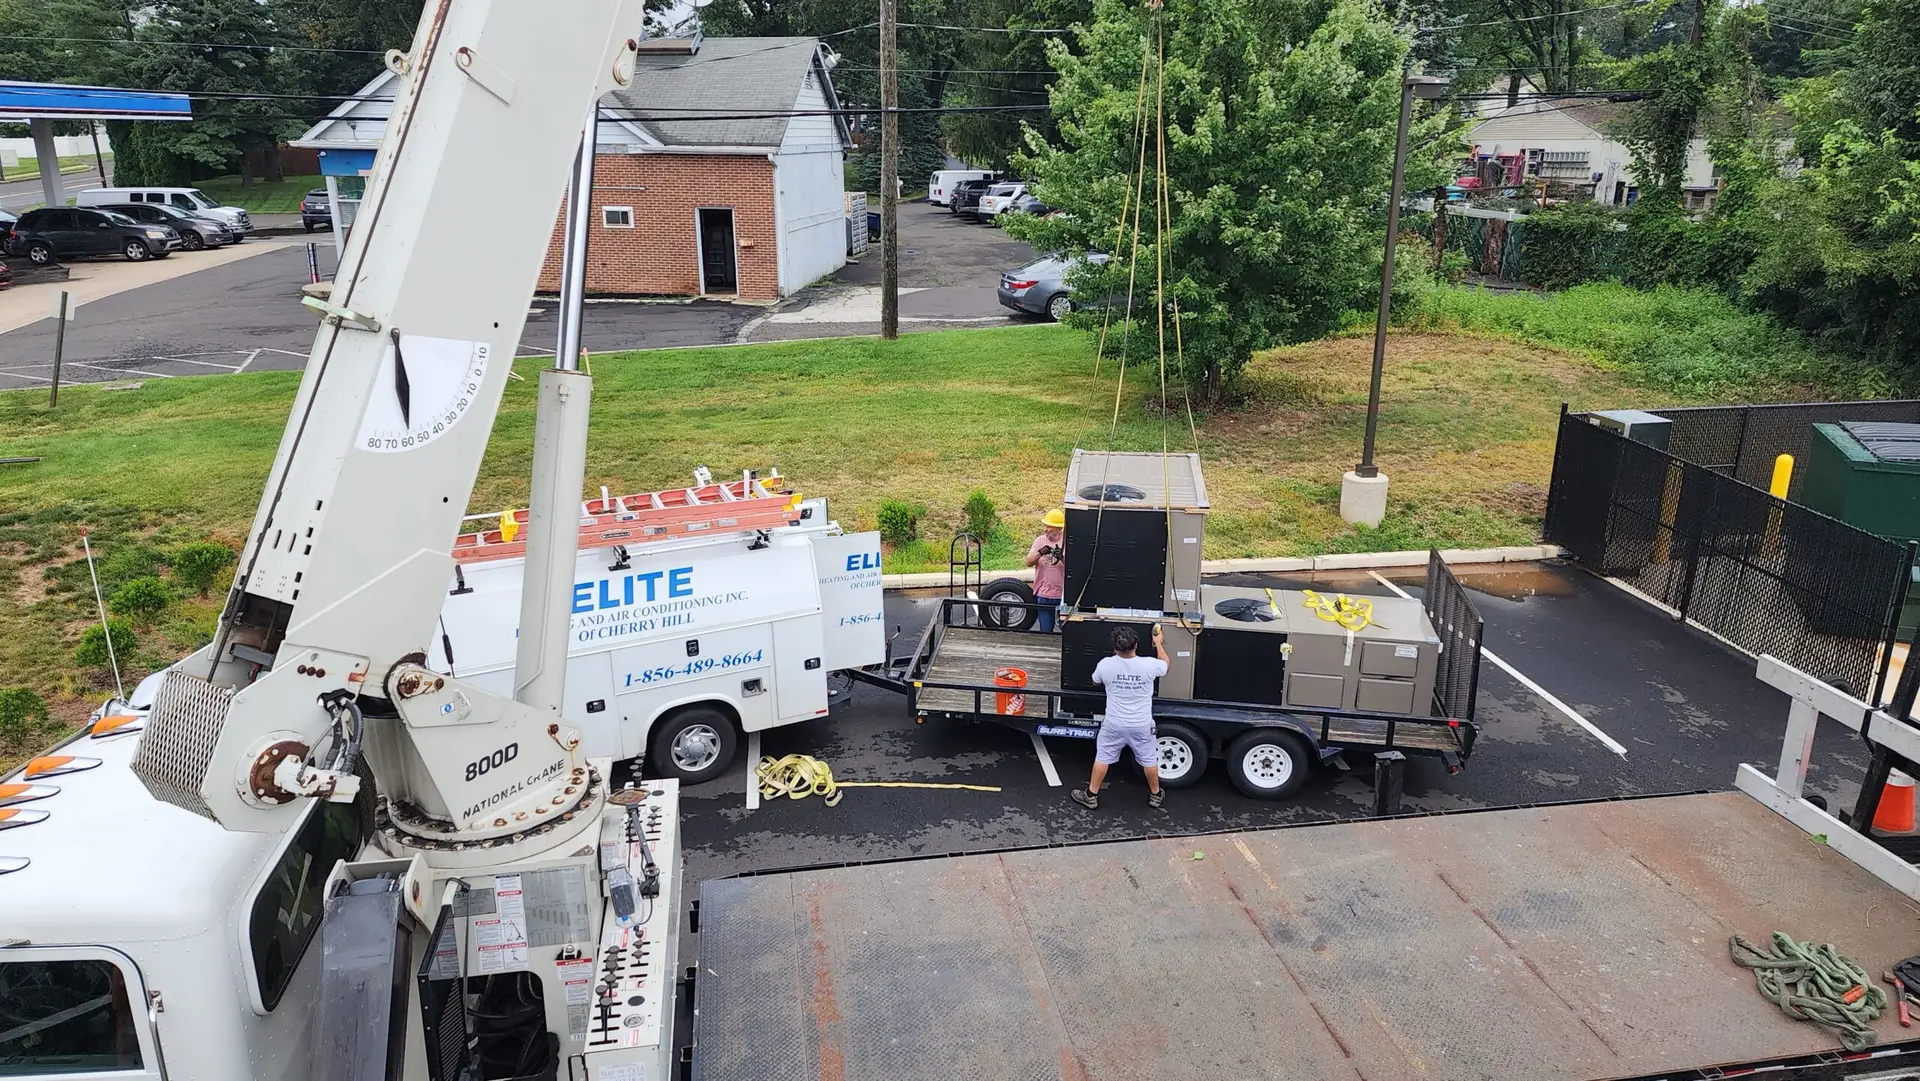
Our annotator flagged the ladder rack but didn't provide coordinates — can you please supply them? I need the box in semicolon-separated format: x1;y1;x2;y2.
452;470;801;565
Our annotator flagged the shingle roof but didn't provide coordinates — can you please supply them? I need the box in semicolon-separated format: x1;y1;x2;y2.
603;37;831;149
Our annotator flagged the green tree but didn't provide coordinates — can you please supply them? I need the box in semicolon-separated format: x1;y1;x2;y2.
0;687;50;743
170;541;235;596
74;620;135;670
109;576;172;623
122;0;304;184
1010;0;1443;399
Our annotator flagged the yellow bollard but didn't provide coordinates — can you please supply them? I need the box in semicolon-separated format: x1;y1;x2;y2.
1770;454;1794;499
1763;454;1793;557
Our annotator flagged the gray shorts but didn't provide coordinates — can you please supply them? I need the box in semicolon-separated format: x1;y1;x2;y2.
1095;722;1158;767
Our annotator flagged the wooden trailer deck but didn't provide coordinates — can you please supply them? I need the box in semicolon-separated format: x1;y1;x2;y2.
915;625;1466;754
691;792;1914;1081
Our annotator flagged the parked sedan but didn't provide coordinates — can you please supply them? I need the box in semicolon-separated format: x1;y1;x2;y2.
950;178;994;220
301;189;331;232
0;209;16;253
8;207;181;264
99;202;233;251
998;252;1110;322
1007;193;1054;218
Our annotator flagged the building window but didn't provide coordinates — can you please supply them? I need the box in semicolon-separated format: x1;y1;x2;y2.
602;206;634;228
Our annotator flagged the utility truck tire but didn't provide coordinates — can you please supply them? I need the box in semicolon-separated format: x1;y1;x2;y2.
1150;721;1207;788
1225;729;1311;800
649;706;739;786
978;577;1037;632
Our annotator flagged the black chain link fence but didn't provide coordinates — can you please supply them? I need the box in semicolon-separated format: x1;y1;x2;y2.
1546;409;1913;700
1424;550;1485;720
1657;401;1920;500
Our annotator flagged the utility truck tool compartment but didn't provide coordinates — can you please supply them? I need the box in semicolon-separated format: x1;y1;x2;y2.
691;792;1911;1081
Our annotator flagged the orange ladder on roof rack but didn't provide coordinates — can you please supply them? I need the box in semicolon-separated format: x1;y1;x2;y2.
452;469;801;565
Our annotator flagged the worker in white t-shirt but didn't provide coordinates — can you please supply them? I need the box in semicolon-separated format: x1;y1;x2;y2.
1071;624;1169;810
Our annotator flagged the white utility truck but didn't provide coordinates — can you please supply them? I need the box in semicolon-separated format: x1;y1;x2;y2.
431;477;883;784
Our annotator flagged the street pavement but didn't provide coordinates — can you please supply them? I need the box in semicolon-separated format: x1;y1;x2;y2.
0;200;1037;386
0;166;108;212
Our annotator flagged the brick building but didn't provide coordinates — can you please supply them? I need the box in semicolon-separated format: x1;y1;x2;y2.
294;35;853;301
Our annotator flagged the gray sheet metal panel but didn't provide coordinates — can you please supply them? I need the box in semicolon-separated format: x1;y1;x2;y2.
691;793;1908;1081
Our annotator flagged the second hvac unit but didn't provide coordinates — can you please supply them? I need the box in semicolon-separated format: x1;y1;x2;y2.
1061;450;1207;613
1059;612;1197;714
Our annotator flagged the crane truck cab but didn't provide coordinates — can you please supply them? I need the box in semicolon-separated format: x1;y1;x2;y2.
0;724;365;1081
428;498;882;785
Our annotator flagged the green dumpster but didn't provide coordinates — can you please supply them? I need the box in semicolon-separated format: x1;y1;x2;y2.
1803;423;1920;541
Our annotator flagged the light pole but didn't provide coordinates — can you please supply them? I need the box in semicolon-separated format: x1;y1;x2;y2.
1342;73;1448;528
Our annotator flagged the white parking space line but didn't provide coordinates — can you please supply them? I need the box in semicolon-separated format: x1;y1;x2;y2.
68;361;172;379
1367;570;1629;757
155;356;242;370
745;729;761;811
1029;731;1062;787
0;371;51;384
233;349;263;374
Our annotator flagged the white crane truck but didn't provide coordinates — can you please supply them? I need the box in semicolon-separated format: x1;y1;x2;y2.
6;0;1920;1079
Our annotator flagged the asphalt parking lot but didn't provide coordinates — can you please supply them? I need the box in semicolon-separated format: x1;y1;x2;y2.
676;560;1871;885
0;201;1037;386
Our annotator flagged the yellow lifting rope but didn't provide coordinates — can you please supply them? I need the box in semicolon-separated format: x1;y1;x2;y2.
753;754;1002;808
1300;589;1383;632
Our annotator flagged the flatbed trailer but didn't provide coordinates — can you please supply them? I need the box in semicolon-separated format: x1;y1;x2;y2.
854;552;1485;796
689;790;1919;1081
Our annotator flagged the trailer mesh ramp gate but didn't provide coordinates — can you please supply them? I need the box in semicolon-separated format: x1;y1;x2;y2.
692;793;1908;1081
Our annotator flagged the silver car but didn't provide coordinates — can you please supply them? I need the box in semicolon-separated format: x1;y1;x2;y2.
101;202;234;251
997;252;1110;321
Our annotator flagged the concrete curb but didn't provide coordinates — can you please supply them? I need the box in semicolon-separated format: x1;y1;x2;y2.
881;544;1562;590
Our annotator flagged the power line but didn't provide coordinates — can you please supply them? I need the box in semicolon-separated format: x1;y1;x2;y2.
1416;0;1661;34
893;22;1071;34
2;33;383;54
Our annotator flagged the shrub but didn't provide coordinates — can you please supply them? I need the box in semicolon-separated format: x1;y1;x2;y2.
109;576;172;622
0;687;50;741
876;498;926;546
75;620;136;669
1516;204;1626;291
97;545;161;591
961;490;999;540
170;541;235;596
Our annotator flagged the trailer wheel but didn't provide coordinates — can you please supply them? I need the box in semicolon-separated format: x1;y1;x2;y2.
977;577;1038;631
649;706;739;786
1150;721;1207;788
1225;729;1311;800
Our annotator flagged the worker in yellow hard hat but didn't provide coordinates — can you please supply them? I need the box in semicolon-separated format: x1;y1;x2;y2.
1025;508;1067;632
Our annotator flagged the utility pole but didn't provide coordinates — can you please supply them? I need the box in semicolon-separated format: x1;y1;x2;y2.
879;0;900;340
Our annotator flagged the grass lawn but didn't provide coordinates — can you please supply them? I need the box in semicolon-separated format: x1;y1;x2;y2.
197;173;323;213
0;155;102;182
0;283;1885;767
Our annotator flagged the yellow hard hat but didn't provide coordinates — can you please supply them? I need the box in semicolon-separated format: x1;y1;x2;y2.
1042;509;1066;529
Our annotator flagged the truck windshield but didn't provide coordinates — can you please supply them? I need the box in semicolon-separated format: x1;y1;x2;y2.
184;190;218;210
0;958;144;1074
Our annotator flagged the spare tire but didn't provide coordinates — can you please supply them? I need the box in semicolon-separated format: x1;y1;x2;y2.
978;577;1037;631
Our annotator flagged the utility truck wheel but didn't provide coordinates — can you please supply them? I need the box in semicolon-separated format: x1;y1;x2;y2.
649;707;738;786
1225;729;1311;800
978;577;1037;631
1150;721;1207;788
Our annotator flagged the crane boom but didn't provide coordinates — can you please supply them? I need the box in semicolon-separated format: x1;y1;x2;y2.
130;0;645;853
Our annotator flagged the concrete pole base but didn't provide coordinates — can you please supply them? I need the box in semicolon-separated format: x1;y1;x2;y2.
1341;470;1390;528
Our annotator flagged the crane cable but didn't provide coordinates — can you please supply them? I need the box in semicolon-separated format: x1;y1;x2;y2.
753;755;1003;807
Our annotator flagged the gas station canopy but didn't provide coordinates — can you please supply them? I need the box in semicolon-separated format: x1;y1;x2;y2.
0;80;192;209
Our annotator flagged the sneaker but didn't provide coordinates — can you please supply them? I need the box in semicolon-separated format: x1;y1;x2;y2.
1147;789;1165;809
1070;787;1099;809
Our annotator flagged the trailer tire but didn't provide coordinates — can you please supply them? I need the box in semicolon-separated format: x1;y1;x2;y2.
978;577;1038;631
1150;721;1207;788
1225;729;1311;800
649;706;739;786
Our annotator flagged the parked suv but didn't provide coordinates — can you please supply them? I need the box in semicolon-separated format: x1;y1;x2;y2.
301;189;331;232
8;207;181;264
976;182;1027;222
950;178;994;220
76;187;251;238
99;202;233;251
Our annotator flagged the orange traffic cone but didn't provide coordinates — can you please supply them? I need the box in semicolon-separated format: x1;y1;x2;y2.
1872;770;1917;833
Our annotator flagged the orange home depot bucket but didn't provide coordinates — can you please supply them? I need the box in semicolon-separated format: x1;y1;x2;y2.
1873;770;1916;833
994;667;1029;716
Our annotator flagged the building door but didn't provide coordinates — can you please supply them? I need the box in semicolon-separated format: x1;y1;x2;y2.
698;208;737;293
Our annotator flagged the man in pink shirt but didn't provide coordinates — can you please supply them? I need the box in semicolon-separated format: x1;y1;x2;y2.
1025;509;1066;631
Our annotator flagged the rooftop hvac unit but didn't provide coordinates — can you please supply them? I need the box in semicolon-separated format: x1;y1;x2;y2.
1060;450;1207;613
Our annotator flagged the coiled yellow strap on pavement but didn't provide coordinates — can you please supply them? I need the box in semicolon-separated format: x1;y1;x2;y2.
754;754;1002;807
1301;588;1381;632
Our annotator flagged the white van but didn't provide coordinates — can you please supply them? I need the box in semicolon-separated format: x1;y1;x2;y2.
928;168;997;207
429;507;884;785
76;187;253;237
